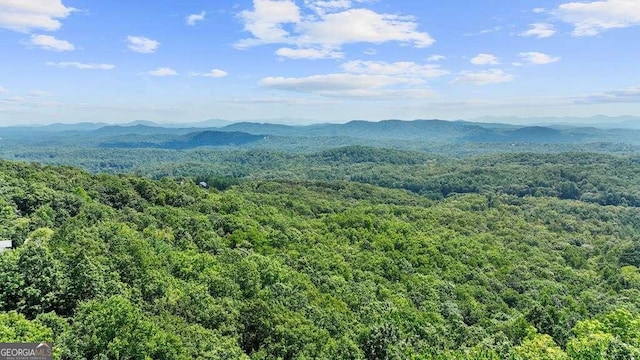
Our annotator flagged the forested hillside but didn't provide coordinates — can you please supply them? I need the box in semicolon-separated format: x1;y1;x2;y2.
1;158;640;359
10;146;640;208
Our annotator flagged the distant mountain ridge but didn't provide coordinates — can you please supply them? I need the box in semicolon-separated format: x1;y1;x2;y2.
100;130;264;149
217;119;598;144
3;115;640;131
473;115;640;129
3;118;640;148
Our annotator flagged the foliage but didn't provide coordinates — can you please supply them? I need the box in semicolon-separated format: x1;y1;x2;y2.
1;153;640;358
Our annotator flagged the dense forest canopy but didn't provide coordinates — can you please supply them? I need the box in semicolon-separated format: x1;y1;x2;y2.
1;143;640;358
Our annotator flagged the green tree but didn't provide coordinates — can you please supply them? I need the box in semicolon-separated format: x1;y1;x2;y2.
0;311;54;342
567;309;640;359
62;295;184;360
514;333;567;360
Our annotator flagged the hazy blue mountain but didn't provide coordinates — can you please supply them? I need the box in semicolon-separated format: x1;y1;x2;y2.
90;124;200;137
597;119;640;130
220;122;306;136
507;126;570;143
219;119;586;143
330;119;485;140
138;119;236;128
69;119;640;146
473;115;640;128
4;119;640;151
100;130;264;149
220;119;492;141
0;122;109;136
122;120;159;127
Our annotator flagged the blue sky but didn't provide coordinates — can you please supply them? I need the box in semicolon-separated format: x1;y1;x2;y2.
1;0;639;125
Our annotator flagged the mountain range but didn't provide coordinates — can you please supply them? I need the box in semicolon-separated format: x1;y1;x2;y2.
2;117;640;150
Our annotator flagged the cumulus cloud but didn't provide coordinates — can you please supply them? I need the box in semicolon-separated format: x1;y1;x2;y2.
236;0;301;47
331;88;436;99
261;73;417;90
520;23;556;38
259;59;447;99
259;73;429;98
519;51;560;65
471;53;500;65
127;36;160;53
0;0;75;32
297;9;434;47
555;0;640;36
192;69;228;78
46;61;115;70
452;69;514;86
186;11;206;26
276;47;344;59
148;67;177;76
28;34;74;51
236;0;434;58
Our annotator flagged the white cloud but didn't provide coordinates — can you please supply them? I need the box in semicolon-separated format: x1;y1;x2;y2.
276;47;344;59
304;0;352;14
186;11;206;26
28;34;74;51
471;53;500;65
261;73;418;90
555;0;640;36
465;26;503;36
533;8;546;14
259;73;430;98
192;69;229;78
519;51;560;65
297;9;434;48
341;60;449;78
236;1;434;57
236;0;301;47
427;55;446;62
0;0;75;32
520;23;556;38
323;88;435;99
0;86;7;94
452;69;514;86
46;61;115;70
258;58;446;99
148;67;177;77
126;36;160;53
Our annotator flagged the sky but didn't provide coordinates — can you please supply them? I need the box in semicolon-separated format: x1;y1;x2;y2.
1;0;640;125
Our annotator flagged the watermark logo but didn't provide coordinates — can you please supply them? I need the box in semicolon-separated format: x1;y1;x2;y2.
0;343;52;360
